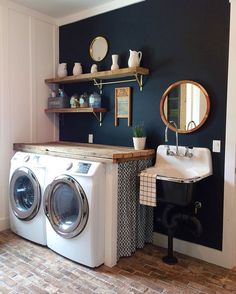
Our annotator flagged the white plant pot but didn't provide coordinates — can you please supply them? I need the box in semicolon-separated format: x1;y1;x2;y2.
133;137;146;150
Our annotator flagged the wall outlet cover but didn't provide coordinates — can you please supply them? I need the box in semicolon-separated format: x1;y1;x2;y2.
88;134;93;143
212;140;221;153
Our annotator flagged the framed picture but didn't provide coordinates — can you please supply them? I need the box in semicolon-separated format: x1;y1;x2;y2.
115;87;131;126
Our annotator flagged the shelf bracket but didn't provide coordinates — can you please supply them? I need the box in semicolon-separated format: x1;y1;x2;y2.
93;74;144;92
134;73;143;91
93;79;103;94
93;112;103;126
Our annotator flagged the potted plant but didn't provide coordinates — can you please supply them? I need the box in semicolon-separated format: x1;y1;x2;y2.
132;123;146;150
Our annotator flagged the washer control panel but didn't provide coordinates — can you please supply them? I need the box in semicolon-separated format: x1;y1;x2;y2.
76;162;92;174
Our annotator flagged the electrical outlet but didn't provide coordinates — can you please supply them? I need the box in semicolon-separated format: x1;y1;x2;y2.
88;134;93;144
212;140;221;153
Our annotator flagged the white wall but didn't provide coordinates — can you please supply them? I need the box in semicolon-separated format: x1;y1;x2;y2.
154;0;236;269
0;0;58;230
223;0;236;267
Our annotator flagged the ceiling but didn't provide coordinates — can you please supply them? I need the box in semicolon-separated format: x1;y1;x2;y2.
11;0;115;18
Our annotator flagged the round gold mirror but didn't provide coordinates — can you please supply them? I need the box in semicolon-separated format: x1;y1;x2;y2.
160;80;210;133
89;36;108;62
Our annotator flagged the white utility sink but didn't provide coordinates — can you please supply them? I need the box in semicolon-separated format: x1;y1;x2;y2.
146;145;213;183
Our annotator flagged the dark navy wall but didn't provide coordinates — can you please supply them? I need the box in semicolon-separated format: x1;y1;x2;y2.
59;0;230;249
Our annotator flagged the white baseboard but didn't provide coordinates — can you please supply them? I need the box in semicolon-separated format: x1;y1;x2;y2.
153;232;232;269
0;217;10;231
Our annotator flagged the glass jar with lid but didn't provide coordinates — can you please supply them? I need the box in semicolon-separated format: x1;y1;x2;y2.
89;92;101;108
79;93;89;108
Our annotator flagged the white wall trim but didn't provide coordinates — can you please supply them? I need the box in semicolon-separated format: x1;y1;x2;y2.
0;217;10;231
57;0;145;27
223;0;236;268
0;0;56;25
153;233;230;268
53;25;59;140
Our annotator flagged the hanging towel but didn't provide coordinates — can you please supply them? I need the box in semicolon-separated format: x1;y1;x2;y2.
139;171;158;207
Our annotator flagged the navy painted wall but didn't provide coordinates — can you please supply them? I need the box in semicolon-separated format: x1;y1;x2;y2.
59;0;230;250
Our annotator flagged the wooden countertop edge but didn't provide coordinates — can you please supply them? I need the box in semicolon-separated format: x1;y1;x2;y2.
13;142;155;163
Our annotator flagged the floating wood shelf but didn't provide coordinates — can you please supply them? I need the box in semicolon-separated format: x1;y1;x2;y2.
45;67;149;92
45;107;106;113
45;107;107;126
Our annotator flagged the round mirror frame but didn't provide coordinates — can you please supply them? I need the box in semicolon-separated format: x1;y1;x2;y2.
160;80;210;134
89;36;108;62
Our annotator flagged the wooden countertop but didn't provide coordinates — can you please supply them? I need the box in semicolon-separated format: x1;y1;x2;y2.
13;141;155;163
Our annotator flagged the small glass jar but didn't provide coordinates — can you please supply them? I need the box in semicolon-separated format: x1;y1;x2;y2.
79;92;89;108
89;92;101;108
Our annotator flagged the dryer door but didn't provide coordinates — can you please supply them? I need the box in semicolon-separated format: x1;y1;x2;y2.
44;175;89;239
10;167;41;220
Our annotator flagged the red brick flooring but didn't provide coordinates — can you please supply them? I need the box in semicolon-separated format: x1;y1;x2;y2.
1;230;236;293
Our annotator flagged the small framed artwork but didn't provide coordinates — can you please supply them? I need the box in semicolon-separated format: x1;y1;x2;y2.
115;87;131;126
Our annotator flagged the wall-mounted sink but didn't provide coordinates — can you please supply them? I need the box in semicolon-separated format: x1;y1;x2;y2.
143;144;212;264
146;145;213;183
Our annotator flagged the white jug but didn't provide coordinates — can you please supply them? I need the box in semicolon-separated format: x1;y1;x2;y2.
128;50;142;67
57;63;67;78
73;62;82;75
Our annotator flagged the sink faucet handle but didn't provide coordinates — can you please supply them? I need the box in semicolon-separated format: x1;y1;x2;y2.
165;144;170;154
185;146;193;158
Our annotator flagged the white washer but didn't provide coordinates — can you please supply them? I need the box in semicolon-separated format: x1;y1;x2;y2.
44;157;105;268
9;152;48;245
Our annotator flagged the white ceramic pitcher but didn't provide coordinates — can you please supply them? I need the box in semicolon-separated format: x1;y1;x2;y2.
128;50;142;67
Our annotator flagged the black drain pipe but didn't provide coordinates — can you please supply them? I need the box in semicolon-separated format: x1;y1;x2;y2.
161;204;203;264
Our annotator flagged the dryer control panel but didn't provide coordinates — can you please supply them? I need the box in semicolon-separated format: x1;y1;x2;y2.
76;163;91;174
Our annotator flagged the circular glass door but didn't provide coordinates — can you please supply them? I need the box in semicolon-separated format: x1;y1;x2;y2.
10;167;41;220
44;175;89;239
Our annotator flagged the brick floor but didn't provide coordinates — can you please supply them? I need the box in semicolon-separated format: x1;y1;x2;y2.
0;230;236;293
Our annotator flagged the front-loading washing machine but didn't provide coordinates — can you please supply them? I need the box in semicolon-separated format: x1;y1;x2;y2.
44;157;105;268
9;152;49;245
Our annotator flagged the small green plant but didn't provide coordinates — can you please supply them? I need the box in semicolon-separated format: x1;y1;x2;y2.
133;123;144;137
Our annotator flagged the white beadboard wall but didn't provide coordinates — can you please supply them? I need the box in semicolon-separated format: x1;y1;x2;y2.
0;0;58;230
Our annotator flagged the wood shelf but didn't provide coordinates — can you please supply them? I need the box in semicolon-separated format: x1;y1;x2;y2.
44;67;149;126
45;107;107;126
45;107;106;113
45;67;149;92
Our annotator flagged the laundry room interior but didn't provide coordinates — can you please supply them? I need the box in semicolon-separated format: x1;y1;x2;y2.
1;0;236;293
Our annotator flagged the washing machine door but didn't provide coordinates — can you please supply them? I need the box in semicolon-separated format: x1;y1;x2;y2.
44;175;89;239
10;167;41;220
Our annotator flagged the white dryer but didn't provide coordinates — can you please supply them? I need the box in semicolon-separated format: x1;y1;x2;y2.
44;157;105;268
9;152;48;245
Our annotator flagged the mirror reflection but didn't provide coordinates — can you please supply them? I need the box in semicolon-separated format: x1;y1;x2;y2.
89;36;108;62
160;81;210;133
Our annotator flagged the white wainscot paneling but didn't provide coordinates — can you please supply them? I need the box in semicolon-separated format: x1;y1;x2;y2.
8;9;32;143
0;3;58;231
34;19;58;142
0;3;10;229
